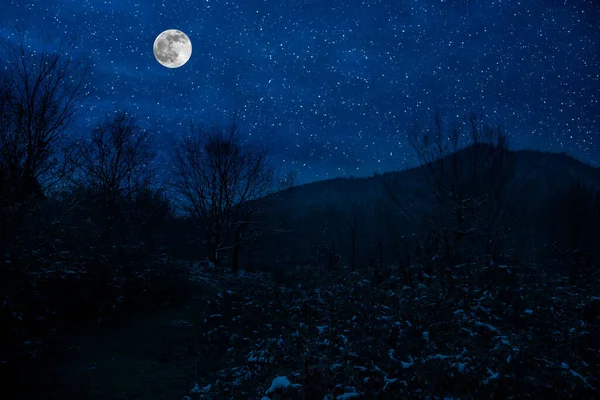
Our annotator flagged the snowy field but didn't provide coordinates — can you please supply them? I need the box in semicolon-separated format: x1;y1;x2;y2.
177;260;600;399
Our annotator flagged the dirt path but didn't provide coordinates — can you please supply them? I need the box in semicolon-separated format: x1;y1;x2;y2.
21;264;224;399
30;300;202;400
21;265;600;399
22;267;277;400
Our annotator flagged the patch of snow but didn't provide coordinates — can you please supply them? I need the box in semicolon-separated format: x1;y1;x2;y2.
388;349;396;361
336;393;360;399
266;376;291;395
382;375;398;391
190;383;211;393
171;319;192;327
401;356;414;368
454;362;466;372
475;321;501;334
339;334;349;345
428;354;450;360
482;368;499;385
567;368;600;393
247;349;273;364
462;328;475;336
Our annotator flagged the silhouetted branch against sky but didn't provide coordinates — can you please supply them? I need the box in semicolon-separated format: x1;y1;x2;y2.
1;1;598;184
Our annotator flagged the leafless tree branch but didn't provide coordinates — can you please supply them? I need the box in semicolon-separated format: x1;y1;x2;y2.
169;117;285;273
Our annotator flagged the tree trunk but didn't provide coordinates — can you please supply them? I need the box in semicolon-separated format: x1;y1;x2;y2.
350;232;357;271
232;230;241;274
208;240;219;264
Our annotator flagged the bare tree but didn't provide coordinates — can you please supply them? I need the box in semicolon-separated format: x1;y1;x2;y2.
549;181;600;282
0;31;91;191
387;110;516;267
344;199;362;271
71;110;155;241
0;32;91;255
169;119;285;273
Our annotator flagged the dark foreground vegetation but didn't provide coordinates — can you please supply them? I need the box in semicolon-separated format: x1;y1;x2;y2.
15;256;600;399
168;259;600;400
1;33;600;399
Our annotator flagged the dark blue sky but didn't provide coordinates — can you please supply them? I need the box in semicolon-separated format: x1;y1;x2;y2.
1;0;599;184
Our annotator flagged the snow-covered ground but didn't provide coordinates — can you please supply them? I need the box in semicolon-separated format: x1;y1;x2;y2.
179;261;599;399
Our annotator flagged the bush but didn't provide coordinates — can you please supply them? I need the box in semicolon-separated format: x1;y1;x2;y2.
0;243;194;365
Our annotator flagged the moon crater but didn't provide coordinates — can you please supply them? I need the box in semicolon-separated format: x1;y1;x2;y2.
153;29;192;68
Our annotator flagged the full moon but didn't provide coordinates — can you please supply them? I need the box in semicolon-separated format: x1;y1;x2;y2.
153;29;192;68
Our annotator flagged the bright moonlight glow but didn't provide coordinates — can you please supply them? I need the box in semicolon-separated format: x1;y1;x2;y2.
153;29;192;68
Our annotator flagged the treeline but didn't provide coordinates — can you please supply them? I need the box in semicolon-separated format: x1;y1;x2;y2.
0;36;292;259
2;34;600;376
0;36;289;370
249;111;600;286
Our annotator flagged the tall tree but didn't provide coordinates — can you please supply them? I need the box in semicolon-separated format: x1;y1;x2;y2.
169;119;284;273
71;110;156;242
386;110;516;266
549;181;600;281
0;32;91;255
344;199;362;271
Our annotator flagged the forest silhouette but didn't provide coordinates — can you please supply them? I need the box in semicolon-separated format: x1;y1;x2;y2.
1;35;600;399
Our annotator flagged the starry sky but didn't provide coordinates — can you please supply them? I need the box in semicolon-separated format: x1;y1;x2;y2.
1;0;599;184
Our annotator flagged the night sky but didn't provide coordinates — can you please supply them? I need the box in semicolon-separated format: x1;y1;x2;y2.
1;0;599;185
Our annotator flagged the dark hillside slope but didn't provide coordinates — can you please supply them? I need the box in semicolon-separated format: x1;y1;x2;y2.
250;149;600;270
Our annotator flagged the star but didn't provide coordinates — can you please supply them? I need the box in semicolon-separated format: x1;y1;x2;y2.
1;0;598;184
